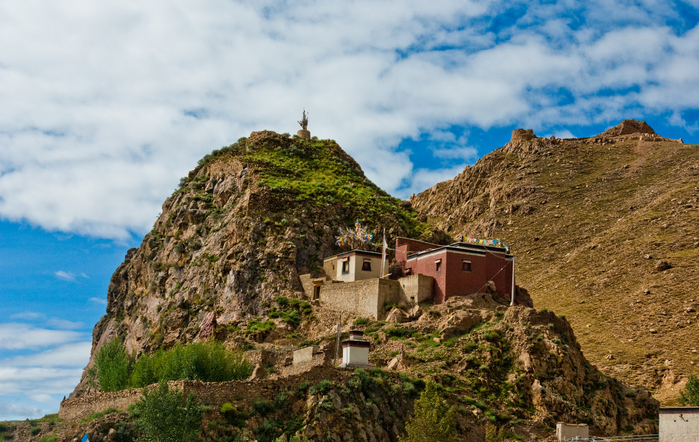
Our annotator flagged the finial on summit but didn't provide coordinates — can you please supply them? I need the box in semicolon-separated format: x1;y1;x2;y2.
297;109;311;140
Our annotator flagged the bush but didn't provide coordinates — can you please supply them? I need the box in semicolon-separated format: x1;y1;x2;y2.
252;398;275;416
132;382;203;442
255;418;278;442
680;374;699;406
220;402;236;415
246;319;276;334
399;383;458;442
309;379;333;395
385;327;415;339
95;339;253;391
95;338;132;392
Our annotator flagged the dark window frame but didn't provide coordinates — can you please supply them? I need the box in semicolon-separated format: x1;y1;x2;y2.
361;260;372;271
341;260;350;274
462;260;472;272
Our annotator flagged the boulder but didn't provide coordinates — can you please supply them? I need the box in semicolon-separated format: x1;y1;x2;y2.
197;311;216;340
386;307;409;324
655;260;672;271
408;305;423;320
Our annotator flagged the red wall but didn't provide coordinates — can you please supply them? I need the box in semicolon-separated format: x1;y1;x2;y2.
403;247;514;304
395;237;441;272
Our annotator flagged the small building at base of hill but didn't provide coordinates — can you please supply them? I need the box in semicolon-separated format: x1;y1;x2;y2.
660;407;699;441
555;423;588;441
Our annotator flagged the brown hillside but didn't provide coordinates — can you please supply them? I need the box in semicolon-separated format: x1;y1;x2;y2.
410;120;699;404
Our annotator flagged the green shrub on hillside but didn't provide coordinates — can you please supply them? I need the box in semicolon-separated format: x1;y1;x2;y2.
94;338;253;391
95;338;133;392
132;382;203;442
399;383;458;442
680;374;699;406
268;296;312;328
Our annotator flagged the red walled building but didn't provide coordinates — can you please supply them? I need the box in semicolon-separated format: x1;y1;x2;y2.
395;237;514;304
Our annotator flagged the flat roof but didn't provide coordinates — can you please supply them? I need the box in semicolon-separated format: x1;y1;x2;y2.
660;407;699;413
406;242;512;261
324;249;383;261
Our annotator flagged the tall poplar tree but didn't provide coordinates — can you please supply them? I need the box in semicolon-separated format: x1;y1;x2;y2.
400;383;459;442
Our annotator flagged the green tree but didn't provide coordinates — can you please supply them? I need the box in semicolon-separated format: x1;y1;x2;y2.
132;382;203;442
399;383;458;442
95;338;132;392
485;423;505;442
680;374;699;406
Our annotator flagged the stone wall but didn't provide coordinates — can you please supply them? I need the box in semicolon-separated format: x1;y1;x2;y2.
278;352;331;378
59;388;145;422
303;274;433;320
59;364;342;423
397;274;433;305
319;278;401;320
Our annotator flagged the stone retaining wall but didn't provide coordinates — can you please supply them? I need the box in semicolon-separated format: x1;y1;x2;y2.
59;364;342;423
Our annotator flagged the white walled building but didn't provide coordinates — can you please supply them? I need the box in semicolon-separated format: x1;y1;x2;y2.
323;250;388;282
660;407;699;441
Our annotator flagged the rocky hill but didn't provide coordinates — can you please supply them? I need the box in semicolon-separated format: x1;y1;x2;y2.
410;120;699;403
72;131;442;397
51;127;667;441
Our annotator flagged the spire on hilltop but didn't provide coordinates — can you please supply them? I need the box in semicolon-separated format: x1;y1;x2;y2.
297;109;311;140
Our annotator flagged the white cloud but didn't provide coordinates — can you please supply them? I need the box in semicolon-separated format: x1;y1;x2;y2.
0;400;42;420
0;323;84;350
30;394;55;404
2;342;91;368
46;318;84;330
400;164;470;198
0;0;697;236
0;338;91;420
10;311;45;320
89;297;108;306
54;271;76;282
550;129;576;139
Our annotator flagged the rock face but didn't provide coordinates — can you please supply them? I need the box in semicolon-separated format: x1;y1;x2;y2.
73;131;438;397
601;119;656;137
410;120;699;403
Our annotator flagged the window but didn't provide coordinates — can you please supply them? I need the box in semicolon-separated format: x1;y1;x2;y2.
361;260;372;271
313;285;321;300
462;260;472;272
342;260;349;273
435;259;442;272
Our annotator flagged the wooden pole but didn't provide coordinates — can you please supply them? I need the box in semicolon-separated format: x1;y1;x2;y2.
510;256;516;306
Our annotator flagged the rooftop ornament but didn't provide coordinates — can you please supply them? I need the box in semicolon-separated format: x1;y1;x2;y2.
297;109;310;140
335;221;374;250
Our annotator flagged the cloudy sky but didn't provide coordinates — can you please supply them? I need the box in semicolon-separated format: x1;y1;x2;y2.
1;0;699;420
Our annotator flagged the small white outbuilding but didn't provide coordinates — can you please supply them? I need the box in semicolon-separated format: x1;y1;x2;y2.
555;423;588;441
659;407;699;441
339;330;370;368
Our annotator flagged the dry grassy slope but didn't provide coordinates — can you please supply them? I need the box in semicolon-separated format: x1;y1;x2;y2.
410;121;699;404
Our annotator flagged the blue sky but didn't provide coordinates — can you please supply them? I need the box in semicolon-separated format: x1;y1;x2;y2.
1;0;699;420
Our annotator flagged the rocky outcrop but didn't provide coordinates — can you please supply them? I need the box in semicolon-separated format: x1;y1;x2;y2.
601;119;656;137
